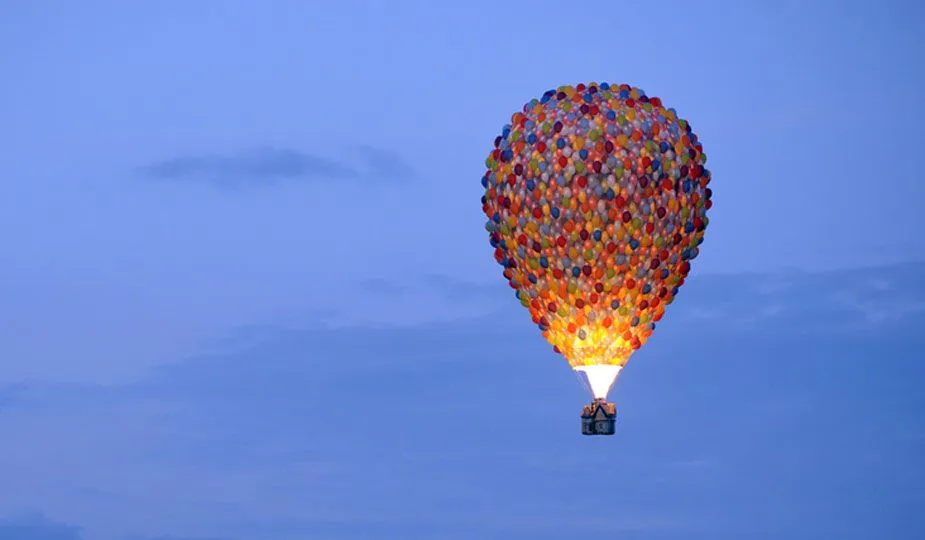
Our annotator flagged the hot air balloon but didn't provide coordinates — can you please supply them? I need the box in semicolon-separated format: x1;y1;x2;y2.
480;83;712;435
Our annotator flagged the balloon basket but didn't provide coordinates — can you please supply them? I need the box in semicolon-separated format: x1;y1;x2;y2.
580;398;616;436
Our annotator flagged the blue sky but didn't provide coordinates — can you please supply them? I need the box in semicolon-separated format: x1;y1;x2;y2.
1;1;924;539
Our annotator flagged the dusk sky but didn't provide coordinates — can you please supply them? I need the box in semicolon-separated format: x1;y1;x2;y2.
2;1;924;539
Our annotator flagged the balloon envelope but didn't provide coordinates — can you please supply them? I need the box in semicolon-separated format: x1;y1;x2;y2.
480;83;711;398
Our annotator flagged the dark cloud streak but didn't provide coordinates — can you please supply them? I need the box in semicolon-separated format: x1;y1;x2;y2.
137;145;414;187
355;144;416;182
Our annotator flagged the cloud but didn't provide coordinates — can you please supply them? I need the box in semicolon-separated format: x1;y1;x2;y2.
0;313;698;538
0;383;26;411
353;262;925;334
354;144;415;182
417;274;498;303
138;147;356;185
132;537;228;540
357;274;499;305
0;512;83;540
665;262;925;332
354;277;411;297
2;263;925;539
137;145;414;187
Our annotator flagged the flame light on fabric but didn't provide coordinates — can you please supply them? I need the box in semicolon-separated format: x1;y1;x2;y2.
480;82;711;400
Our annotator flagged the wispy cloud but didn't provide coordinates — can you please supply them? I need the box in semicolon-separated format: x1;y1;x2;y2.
138;147;356;185
137;145;414;187
0;383;25;411
0;512;83;540
354;277;411;297
132;536;229;540
357;274;501;307
831;289;925;326
354;263;925;334
671;263;925;332
354;145;416;182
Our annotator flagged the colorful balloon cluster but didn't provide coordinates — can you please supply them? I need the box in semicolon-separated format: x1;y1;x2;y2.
481;83;712;368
